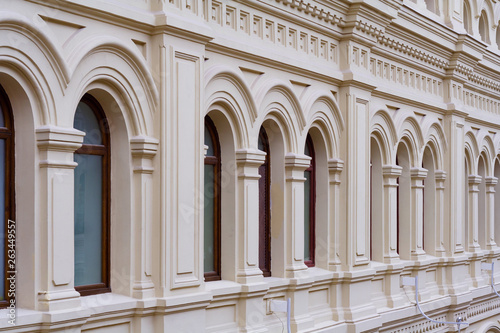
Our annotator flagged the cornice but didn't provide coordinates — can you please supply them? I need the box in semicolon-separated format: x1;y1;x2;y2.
377;34;448;69
272;0;347;28
26;0;155;35
205;42;343;86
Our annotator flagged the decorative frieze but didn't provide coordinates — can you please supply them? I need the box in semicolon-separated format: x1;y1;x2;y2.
370;56;444;98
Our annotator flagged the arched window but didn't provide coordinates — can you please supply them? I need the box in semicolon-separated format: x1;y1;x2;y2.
0;85;14;307
425;0;439;15
370;138;383;262
258;127;271;276
73;94;110;296
496;24;500;50
204;117;221;281
463;1;472;34
479;11;490;44
464;157;470;251
396;143;411;259
495;159;500;245
478;155;486;249
423;147;436;254
304;135;316;267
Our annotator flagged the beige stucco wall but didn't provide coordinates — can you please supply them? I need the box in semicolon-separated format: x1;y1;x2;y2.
1;0;500;332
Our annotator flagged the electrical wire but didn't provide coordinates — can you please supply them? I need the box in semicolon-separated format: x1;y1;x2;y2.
413;275;468;332
271;311;285;333
487;262;500;298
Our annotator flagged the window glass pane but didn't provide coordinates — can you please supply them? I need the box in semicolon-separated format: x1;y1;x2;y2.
0;105;5;128
204;164;215;273
74;102;102;145
258;134;264;152
0;140;5;299
304;170;311;261
74;154;103;286
304;141;310;157
205;124;214;156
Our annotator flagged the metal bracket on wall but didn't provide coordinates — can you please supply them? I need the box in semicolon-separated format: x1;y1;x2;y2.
401;276;468;332
269;298;291;333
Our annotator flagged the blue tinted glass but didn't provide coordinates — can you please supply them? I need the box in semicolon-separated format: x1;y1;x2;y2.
0;140;5;299
74;154;103;286
204;164;215;273
74;102;102;145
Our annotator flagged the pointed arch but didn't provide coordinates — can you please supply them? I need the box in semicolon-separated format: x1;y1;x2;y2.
205;66;256;149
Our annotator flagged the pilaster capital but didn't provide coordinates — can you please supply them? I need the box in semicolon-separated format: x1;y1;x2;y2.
37;126;85;169
328;158;344;173
435;170;447;182
130;136;159;159
382;165;402;178
236;148;266;167
485;176;498;186
435;170;447;189
36;126;84;152
468;174;482;185
285;153;311;171
130;136;159;174
410;167;428;180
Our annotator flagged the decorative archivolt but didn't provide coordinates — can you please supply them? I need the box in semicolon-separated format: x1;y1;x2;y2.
0;11;72;126
421;119;447;170
478;0;495;22
205;66;256;148
303;90;344;158
396;116;425;166
255;79;305;152
370;109;398;165
465;130;480;174
67;35;158;133
478;133;496;175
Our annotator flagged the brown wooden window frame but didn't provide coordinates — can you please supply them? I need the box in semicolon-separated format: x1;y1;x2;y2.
74;94;111;296
0;85;14;308
258;127;271;277
204;117;222;281
304;135;316;267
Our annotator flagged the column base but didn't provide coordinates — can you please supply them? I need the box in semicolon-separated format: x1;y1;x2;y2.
237;267;264;284
37;288;81;311
132;280;155;299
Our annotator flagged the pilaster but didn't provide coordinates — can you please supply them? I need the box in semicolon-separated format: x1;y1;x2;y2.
468;175;485;288
434;170;447;256
382;165;402;264
468;175;482;253
284;153;311;279
339;86;372;269
235;149;266;284
328;159;344;271
485;177;498;251
130;136;159;299
36;126;84;311
410;167;427;261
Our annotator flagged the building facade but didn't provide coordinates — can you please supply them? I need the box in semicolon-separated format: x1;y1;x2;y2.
1;0;500;332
